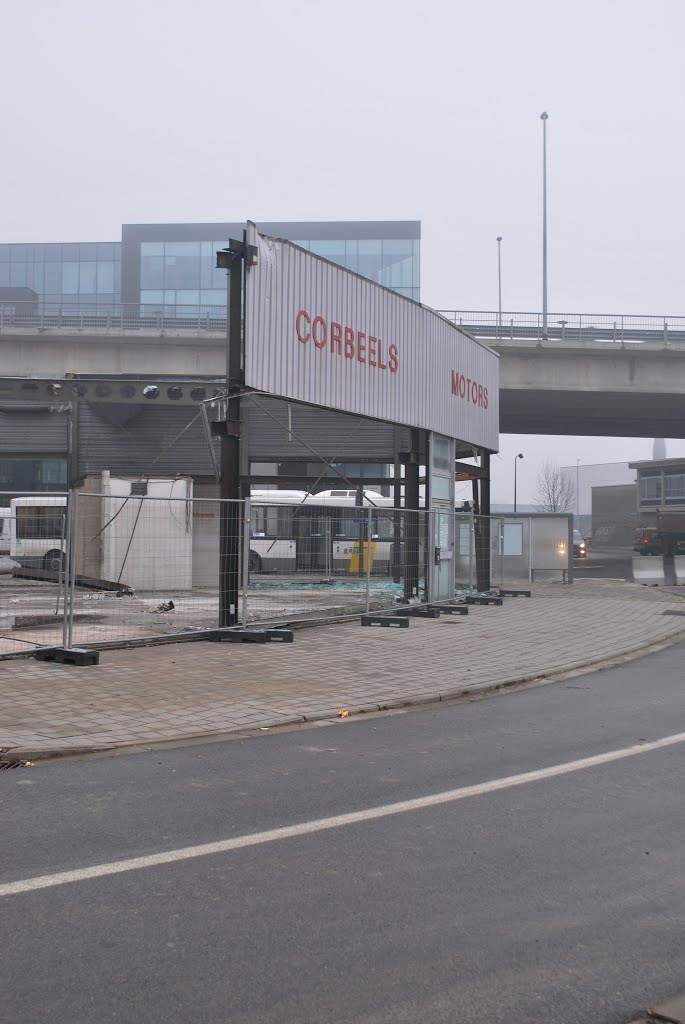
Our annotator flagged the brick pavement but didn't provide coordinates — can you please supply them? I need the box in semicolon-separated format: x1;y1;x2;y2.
2;580;685;760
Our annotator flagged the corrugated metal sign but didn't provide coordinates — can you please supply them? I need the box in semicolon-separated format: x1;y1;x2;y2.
244;228;499;451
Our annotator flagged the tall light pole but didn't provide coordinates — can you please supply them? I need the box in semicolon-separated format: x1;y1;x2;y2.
514;452;524;513
540;111;549;337
576;458;580;519
496;236;503;330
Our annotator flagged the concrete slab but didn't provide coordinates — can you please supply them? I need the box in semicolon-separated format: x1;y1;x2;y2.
632;555;666;586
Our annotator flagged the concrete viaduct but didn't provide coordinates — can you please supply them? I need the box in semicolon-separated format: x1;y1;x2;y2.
2;318;685;438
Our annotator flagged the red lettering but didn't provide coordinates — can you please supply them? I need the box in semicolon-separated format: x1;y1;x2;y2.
330;321;342;355
483;387;488;410
357;331;366;363
377;338;387;370
471;381;478;404
459;375;466;398
296;309;311;343
368;336;377;367
388;344;399;373
451;370;459;396
344;326;355;359
312;315;327;349
478;384;484;407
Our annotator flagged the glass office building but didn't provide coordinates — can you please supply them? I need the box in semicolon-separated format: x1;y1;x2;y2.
0;221;420;311
0;242;121;307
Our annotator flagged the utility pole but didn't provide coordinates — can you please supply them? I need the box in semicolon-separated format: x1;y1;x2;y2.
541;111;549;337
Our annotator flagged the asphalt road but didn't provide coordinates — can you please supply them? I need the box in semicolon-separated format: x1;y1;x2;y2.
2;643;685;1023
573;546;634;581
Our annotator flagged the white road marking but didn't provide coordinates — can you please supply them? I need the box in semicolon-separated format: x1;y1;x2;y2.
3;731;684;898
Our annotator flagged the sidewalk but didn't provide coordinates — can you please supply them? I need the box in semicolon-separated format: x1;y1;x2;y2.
3;580;685;761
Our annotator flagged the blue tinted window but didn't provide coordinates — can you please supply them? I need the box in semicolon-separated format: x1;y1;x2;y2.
345;240;358;273
79;261;97;293
44;263;61;292
309;240;346;266
200;290;226;305
0;246;9;263
11;245;28;261
44;244;62;261
97;243;116;260
10;262;27;286
29;263;44;292
200;241;214;288
62;244;80;259
163;242;200;289
0;265;9;286
79;244;97;260
141;252;164;289
357;240;383;283
97;262;114;293
62;263;79;294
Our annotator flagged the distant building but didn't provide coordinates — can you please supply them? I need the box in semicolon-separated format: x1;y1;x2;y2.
0;220;420;311
591;484;638;546
629;456;685;526
560;461;637;537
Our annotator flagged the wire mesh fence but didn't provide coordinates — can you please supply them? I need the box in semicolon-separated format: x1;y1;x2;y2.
0;491;574;656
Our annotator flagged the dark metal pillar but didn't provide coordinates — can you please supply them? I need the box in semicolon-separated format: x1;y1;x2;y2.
218;240;245;627
475;452;491;591
392;456;402;583
403;430;420;602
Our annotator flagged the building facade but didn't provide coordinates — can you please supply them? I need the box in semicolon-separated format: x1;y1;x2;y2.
0;220;420;312
630;457;685;525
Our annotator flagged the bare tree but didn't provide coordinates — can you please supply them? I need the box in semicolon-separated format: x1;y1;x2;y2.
534;459;575;512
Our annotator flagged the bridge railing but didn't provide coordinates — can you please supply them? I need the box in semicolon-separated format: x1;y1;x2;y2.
439;311;685;343
0;301;228;333
3;300;685;343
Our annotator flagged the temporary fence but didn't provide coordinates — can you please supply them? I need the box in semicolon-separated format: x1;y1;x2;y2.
0;491;573;656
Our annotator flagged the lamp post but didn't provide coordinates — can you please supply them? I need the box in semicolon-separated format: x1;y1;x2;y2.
576;458;580;520
540;111;549;337
514;452;524;513
496;235;503;330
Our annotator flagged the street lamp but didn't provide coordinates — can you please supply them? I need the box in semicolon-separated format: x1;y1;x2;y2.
496;236;503;330
514;452;524;513
540;111;549;337
576;458;580;519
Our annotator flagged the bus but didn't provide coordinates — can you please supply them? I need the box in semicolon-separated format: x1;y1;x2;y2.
248;489;397;575
9;496;67;571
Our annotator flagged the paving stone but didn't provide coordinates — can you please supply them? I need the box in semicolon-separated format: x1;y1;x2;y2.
3;581;685;758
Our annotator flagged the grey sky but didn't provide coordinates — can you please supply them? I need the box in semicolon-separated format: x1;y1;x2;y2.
2;0;683;503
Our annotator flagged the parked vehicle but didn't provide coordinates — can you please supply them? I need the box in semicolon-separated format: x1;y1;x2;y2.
9;496;67;571
633;526;663;555
572;529;586;558
634;514;685;556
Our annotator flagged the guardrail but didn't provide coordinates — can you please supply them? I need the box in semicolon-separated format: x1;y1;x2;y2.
438;311;685;343
2;301;685;343
0;302;228;333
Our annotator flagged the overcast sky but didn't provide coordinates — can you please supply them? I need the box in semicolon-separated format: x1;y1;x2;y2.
2;0;683;503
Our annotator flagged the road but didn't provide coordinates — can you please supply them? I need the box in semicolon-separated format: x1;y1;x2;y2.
2;643;685;1023
574;546;634;581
